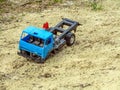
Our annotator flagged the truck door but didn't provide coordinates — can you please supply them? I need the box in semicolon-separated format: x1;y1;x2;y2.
44;37;53;58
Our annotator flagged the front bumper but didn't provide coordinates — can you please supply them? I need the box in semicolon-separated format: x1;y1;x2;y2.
17;50;44;63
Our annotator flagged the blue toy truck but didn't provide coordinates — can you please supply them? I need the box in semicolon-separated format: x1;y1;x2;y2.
18;18;80;63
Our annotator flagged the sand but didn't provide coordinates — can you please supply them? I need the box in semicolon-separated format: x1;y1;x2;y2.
0;0;120;90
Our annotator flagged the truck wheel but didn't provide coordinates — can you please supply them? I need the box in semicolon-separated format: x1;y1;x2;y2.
35;57;45;63
20;50;25;54
20;50;28;56
40;59;45;63
66;33;75;46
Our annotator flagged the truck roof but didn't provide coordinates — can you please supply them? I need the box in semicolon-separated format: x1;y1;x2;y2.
23;26;52;40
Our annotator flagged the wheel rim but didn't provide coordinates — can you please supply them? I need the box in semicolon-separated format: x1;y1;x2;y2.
70;35;75;44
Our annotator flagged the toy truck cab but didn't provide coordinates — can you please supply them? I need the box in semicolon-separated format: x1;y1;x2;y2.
18;26;54;62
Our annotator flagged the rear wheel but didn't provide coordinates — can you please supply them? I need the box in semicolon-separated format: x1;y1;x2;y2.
65;33;75;46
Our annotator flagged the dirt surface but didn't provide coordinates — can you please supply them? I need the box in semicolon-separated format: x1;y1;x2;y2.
0;0;120;90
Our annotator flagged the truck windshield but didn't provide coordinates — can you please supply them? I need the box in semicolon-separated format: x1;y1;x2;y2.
21;32;44;47
21;32;28;39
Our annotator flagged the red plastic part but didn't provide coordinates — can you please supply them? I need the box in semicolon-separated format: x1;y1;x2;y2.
43;22;49;30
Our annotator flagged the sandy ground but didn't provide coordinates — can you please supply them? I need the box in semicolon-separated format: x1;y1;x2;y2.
0;0;120;90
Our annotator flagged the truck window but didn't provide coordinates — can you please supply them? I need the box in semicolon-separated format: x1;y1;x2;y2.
39;39;44;47
28;37;44;47
46;38;51;45
21;32;28;39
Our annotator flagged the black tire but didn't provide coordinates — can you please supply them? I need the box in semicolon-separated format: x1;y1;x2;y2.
20;50;25;54
34;57;45;63
20;50;29;56
65;33;75;46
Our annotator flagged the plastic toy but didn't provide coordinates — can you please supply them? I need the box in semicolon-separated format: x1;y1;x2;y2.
18;18;80;63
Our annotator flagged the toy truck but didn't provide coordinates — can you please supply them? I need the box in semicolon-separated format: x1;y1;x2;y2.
18;18;80;63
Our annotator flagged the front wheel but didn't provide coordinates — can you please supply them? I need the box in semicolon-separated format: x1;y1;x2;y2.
66;33;75;46
34;57;45;63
